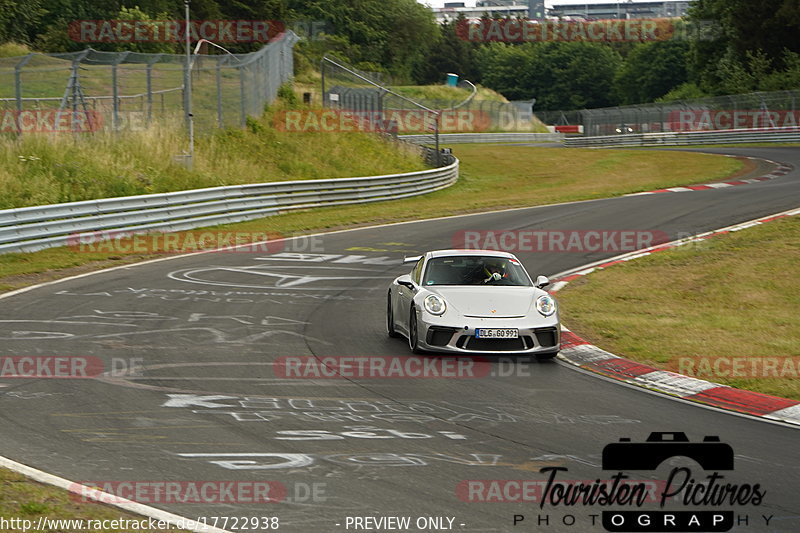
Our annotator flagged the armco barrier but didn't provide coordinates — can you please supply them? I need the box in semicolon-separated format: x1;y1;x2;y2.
401;132;563;144
0;158;458;254
564;127;800;148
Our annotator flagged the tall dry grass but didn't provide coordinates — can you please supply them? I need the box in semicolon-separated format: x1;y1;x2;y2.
0;111;425;209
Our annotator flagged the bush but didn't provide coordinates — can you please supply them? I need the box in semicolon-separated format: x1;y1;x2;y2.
277;84;300;108
0;42;32;58
657;82;708;102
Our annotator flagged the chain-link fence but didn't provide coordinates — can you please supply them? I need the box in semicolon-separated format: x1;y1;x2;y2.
0;32;298;135
385;96;541;133
320;55;444;165
578;90;800;136
319;56;544;160
534;109;583;127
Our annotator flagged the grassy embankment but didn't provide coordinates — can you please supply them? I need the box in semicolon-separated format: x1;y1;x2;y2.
291;70;549;133
0;468;190;533
557;215;800;400
0;112;424;209
391;84;506;102
390;84;549;133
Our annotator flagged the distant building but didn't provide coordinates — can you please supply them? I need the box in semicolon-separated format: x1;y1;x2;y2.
548;1;692;20
431;0;691;23
433;1;530;23
529;0;546;19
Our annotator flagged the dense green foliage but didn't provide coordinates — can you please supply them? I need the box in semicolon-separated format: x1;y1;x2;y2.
688;0;800;94
477;41;622;108
1;0;798;109
614;41;689;105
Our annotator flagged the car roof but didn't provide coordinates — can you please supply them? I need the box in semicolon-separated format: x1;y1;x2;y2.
426;249;518;260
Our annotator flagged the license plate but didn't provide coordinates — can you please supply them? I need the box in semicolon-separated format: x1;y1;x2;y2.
475;328;519;339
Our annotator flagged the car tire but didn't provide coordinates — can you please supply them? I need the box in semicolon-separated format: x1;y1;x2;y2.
387;291;400;338
535;351;559;361
408;309;423;354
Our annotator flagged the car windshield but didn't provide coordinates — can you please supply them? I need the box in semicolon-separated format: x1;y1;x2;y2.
422;256;532;286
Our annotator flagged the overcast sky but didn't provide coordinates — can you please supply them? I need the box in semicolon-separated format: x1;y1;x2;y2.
419;0;666;8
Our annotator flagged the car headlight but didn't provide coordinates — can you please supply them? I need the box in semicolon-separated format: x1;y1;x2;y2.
536;294;557;317
423;294;446;315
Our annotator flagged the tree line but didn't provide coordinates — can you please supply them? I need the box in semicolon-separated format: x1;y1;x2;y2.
1;0;799;110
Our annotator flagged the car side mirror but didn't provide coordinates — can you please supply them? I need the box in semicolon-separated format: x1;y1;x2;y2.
535;275;550;289
397;274;416;291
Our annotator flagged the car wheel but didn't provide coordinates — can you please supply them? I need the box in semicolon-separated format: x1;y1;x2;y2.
387;291;400;338
408;308;423;354
535;351;559;361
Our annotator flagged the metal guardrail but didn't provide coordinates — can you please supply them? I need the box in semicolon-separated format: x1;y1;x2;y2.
401;132;563;144
564;127;800;148
0;158;458;254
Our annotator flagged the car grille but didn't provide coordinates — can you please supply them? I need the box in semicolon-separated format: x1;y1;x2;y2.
464;337;528;352
463;315;524;319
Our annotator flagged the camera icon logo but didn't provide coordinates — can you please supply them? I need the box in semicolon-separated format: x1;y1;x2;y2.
602;432;734;471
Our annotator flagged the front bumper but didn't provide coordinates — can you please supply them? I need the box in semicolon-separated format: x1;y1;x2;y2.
416;316;560;354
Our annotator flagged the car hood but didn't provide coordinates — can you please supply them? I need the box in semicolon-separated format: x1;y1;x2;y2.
430;286;538;317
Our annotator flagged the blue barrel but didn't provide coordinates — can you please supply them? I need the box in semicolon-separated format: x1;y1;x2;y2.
446;73;459;87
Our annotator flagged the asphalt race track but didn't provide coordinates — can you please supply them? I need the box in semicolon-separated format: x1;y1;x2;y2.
0;147;798;533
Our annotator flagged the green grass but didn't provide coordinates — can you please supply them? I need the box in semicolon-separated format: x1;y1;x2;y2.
389;85;549;132
391;84;507;102
392;85;472;101
682;143;800;149
0;109;425;209
0;467;190;532
0;145;742;289
557;216;800;400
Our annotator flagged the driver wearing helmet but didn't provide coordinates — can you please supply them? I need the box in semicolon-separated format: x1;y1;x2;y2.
468;258;507;284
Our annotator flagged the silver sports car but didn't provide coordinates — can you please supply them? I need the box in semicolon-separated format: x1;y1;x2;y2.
387;250;560;358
